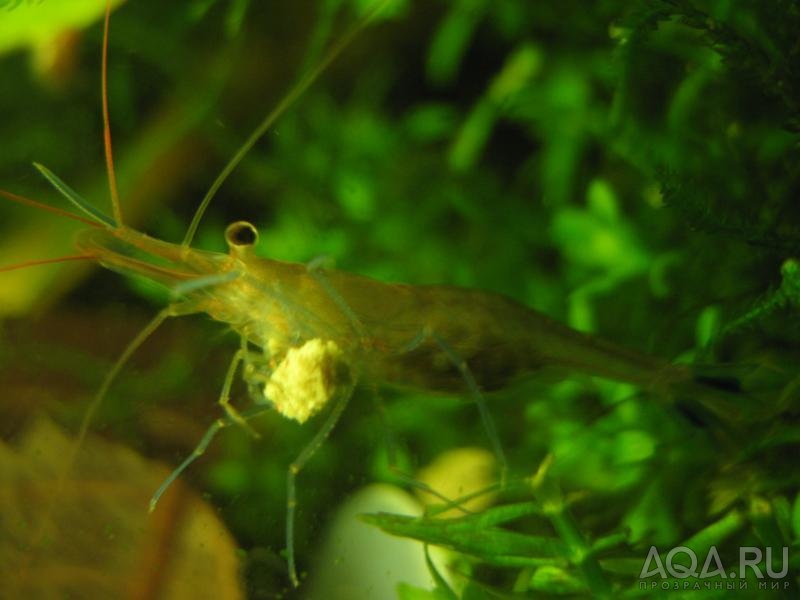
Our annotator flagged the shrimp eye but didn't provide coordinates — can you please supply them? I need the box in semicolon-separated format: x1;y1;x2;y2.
225;221;259;248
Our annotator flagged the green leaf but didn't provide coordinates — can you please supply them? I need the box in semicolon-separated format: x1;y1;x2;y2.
362;502;567;568
423;545;457;600
0;0;125;57
528;565;587;595
396;583;451;600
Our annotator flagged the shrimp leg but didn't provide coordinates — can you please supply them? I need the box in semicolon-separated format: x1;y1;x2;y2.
150;340;269;511
372;389;474;515
431;332;509;485
149;404;273;512
303;269;470;515
218;347;260;439
286;382;355;588
309;264;508;491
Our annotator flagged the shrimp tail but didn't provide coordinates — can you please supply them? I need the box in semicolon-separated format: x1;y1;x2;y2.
675;361;798;430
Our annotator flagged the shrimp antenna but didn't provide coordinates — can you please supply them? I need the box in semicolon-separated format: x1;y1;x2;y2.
0;255;94;273
102;0;123;226
181;0;394;248
29;308;172;559
0;188;104;228
33;162;117;227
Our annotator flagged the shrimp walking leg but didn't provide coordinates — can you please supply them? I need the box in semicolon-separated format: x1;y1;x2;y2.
286;384;355;587
149;405;272;512
431;333;509;485
372;390;474;515
218;347;260;439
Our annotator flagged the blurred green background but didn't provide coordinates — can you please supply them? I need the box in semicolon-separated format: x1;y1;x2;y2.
0;0;798;597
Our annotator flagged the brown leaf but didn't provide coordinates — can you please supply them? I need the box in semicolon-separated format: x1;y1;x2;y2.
0;417;244;600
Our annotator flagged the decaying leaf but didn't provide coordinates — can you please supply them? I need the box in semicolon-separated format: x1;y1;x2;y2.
0;416;244;600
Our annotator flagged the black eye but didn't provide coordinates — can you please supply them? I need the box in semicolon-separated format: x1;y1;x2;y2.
225;221;258;247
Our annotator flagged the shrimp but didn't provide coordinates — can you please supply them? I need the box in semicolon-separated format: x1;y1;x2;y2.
8;168;742;588
0;0;749;592
12;203;719;590
37;177;749;588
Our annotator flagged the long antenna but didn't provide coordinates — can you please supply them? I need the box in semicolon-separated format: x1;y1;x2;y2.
0;189;103;228
29;308;172;561
0;255;94;273
181;0;393;248
102;0;123;226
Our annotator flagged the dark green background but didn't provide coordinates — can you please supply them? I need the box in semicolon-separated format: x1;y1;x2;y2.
0;0;798;597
